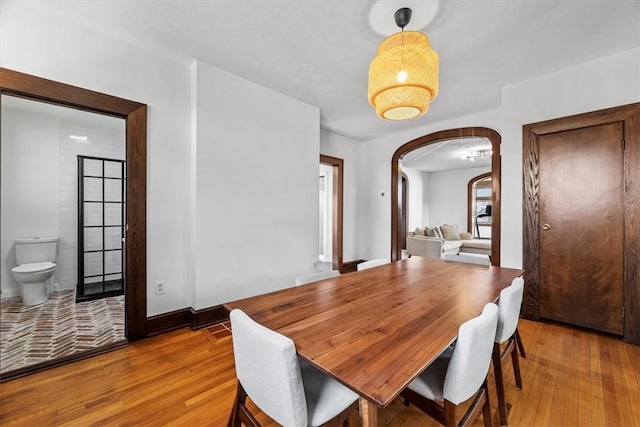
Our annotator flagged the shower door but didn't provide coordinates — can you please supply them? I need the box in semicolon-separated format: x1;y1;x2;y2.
77;156;125;302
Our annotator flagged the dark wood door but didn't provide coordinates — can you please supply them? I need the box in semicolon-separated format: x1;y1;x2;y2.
538;122;624;335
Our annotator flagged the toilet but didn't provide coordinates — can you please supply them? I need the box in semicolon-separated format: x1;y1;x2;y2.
11;237;58;306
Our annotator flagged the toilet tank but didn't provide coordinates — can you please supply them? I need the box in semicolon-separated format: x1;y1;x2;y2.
14;237;58;265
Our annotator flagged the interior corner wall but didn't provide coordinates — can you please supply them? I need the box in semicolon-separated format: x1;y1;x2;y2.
426;166;490;232
0;3;192;316
192;61;320;309
500;47;640;269
319;130;362;262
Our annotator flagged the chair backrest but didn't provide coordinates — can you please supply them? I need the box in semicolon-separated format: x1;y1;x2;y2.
443;303;499;405
230;309;307;426
295;269;340;286
495;277;525;343
357;258;389;271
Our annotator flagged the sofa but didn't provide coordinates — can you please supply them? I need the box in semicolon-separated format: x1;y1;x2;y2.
406;224;491;259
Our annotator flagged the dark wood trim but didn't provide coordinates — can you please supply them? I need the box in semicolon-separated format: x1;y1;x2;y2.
401;172;409;251
340;260;365;274
191;305;230;330
146;305;231;336
0;340;127;383
0;67;148;341
320;155;344;271
522;102;640;345
391;127;502;265
147;309;192;337
467;172;492;237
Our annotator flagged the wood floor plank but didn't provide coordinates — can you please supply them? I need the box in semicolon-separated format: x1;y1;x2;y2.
623;342;640;425
1;319;639;426
577;326;593;426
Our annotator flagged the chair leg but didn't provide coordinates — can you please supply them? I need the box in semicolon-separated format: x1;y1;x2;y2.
511;339;523;390
492;343;508;427
227;381;260;427
227;381;245;427
481;380;493;427
443;399;458;427
515;327;526;358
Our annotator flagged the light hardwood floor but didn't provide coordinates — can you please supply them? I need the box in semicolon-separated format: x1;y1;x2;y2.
1;318;639;426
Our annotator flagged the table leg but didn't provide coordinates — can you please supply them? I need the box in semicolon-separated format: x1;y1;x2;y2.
359;396;378;427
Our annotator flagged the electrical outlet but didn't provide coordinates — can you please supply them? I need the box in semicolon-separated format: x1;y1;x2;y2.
155;280;166;295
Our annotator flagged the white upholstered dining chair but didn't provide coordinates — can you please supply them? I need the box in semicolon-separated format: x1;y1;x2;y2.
401;303;499;427
492;276;525;426
295;270;340;286
356;258;389;271
228;309;358;427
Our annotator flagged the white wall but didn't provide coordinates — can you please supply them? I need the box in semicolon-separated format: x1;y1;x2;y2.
1;108;59;298
191;61;320;309
1;3;192;315
319;130;361;261
359;108;502;261
426;166;490;232
500;47;640;268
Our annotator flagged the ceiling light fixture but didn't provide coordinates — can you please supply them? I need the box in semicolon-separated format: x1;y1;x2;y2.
368;7;439;121
462;149;492;161
69;135;89;143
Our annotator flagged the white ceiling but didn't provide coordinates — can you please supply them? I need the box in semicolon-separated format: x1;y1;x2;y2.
1;95;125;129
12;0;640;141
401;137;492;172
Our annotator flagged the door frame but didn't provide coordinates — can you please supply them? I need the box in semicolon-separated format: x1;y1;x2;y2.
401;172;408;251
467;172;492;239
320;155;343;272
391;127;502;265
522;102;640;345
0;68;148;341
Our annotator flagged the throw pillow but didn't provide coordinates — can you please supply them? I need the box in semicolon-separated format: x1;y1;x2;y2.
425;227;436;237
414;227;427;236
440;224;461;241
434;227;444;239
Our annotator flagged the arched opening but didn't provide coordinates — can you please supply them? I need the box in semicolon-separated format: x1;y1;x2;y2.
467;172;493;239
391;127;501;265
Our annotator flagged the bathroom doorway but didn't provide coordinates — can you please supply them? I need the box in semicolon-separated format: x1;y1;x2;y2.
1;68;147;383
0;95;127;378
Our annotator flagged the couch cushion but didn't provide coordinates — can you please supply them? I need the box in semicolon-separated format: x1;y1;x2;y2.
443;240;463;252
461;239;491;250
440;225;461;241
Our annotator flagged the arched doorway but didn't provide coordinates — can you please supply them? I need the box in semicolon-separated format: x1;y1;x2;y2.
391;127;502;265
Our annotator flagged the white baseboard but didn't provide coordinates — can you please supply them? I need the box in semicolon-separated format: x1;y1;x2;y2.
0;288;21;299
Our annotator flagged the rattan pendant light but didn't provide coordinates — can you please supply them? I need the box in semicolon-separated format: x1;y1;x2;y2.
368;8;439;121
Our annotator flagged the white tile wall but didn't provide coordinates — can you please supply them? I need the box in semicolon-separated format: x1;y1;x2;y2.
58;121;125;291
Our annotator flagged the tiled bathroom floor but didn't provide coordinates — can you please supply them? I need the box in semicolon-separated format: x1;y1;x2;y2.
0;289;125;374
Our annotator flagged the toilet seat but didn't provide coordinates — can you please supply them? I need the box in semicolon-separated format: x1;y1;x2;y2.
11;262;56;273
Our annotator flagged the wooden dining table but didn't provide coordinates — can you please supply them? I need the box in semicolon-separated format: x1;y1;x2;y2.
224;256;524;426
